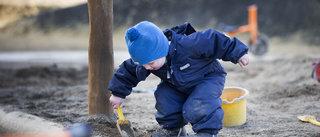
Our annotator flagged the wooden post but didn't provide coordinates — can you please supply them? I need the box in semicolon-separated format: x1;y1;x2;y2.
87;0;114;116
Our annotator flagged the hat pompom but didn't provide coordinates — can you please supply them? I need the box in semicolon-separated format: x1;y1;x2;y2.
125;21;169;65
126;27;139;41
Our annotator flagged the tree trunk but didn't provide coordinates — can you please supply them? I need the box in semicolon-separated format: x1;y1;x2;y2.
87;0;114;116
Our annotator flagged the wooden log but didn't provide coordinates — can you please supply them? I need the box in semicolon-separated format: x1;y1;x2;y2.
87;0;114;116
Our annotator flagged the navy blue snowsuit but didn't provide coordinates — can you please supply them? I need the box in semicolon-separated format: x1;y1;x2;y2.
108;23;248;135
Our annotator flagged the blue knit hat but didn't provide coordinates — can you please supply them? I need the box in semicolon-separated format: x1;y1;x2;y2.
125;21;169;65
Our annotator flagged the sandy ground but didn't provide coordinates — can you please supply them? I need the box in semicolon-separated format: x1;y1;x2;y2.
0;44;320;137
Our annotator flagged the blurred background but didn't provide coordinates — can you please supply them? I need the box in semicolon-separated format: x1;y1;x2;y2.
0;0;319;52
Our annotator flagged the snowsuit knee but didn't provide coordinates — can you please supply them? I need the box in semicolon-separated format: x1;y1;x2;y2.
154;72;225;134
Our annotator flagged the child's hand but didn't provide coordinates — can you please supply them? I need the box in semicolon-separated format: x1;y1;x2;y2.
110;95;123;109
237;54;249;68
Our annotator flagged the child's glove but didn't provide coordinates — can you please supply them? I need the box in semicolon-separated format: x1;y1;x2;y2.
110;95;124;109
237;54;249;68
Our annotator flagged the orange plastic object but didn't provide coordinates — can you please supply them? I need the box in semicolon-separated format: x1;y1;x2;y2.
225;5;258;45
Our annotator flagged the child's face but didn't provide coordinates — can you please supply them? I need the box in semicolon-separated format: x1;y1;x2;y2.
142;57;166;70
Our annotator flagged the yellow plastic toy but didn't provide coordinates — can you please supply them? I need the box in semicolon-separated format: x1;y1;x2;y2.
221;87;249;127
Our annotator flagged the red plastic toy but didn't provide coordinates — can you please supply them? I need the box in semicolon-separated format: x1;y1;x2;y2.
312;62;320;83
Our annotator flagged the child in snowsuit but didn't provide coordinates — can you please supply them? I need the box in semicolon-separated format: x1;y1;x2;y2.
109;21;249;137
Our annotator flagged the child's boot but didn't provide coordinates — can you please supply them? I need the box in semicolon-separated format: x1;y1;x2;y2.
151;126;187;137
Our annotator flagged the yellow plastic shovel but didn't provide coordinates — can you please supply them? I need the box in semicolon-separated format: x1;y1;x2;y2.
297;115;320;126
116;106;135;137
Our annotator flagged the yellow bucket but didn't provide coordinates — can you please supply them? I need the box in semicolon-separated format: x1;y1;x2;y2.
221;87;249;127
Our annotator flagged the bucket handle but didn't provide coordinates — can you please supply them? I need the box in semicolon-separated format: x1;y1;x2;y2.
312;62;319;80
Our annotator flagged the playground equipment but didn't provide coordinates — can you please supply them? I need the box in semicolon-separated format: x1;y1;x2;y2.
219;5;269;55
